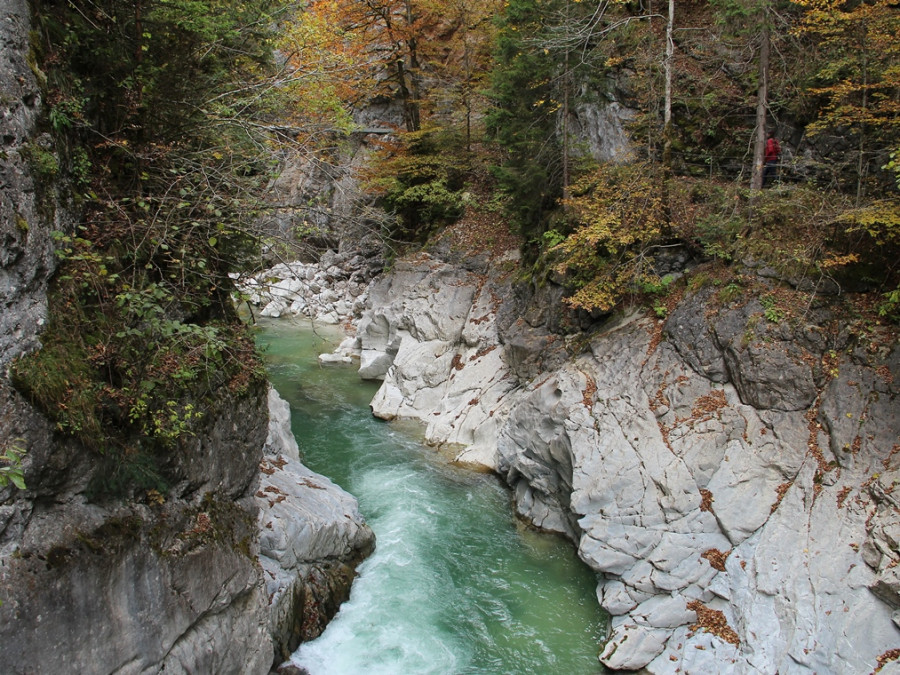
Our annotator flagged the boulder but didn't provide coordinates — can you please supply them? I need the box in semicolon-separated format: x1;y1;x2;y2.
258;388;375;662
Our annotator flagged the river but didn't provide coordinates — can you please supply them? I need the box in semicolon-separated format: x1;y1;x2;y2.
256;318;607;674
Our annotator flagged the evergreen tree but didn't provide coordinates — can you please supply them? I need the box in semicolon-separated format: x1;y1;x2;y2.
486;0;565;244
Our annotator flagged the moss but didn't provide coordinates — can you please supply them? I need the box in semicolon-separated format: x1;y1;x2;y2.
75;515;144;555
170;492;256;559
10;324;104;449
26;31;47;88
94;515;144;542
22;142;59;179
10;264;265;498
74;532;105;554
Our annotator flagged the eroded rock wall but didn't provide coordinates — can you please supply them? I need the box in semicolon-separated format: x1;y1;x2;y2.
501;302;899;673
351;249;900;673
0;2;373;670
0;7;274;667
259;387;375;663
355;252;559;468
0;0;56;368
0;379;275;674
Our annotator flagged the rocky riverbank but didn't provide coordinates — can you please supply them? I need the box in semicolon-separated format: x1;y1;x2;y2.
292;243;900;673
238;250;381;327
260;387;375;664
0;380;373;674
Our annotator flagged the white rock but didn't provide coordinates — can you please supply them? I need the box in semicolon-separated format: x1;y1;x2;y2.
264;387;299;460
341;253;900;674
270;277;304;298
288;298;308;316
260;299;287;318
600;619;670;670
318;352;352;365
359;349;394;380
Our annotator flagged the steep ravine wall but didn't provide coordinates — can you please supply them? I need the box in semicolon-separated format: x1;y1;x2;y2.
0;1;373;671
0;0;56;369
337;252;900;674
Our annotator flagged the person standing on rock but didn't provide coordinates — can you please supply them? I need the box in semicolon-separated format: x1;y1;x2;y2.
763;131;781;187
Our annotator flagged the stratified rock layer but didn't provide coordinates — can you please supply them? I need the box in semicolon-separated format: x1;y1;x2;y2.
349;252;900;674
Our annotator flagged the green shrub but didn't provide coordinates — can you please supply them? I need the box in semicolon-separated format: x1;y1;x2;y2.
364;128;471;242
0;439;26;490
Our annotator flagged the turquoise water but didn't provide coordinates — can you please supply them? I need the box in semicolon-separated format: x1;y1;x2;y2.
256;318;607;675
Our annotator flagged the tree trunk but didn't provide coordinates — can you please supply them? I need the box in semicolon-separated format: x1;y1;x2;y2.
751;10;770;191
856;20;869;206
395;55;420;133
662;0;674;168
562;0;571;201
134;0;145;191
404;0;422;132
661;0;674;232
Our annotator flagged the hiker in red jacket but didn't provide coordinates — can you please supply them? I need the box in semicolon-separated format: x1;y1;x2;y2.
764;131;781;187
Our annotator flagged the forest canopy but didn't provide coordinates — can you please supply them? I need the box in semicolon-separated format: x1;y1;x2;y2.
14;0;900;493
279;0;900;317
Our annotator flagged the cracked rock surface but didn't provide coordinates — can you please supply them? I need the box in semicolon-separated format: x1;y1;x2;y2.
348;251;900;673
258;387;375;662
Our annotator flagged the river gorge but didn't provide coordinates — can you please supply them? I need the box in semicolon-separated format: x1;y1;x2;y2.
2;0;900;670
257;318;606;673
243;248;900;673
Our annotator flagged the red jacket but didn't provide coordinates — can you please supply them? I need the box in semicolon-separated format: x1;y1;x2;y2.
765;137;781;163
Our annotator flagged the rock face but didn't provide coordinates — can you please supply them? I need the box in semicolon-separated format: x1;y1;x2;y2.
348;248;900;673
355;252;545;467
258;387;375;662
0;3;271;670
0;3;373;670
0;378;276;674
0;0;57;368
568;99;636;164
0;382;373;673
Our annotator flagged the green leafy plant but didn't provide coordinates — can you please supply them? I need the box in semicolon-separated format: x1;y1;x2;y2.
878;287;900;322
885;150;900;191
760;294;784;323
12;0;279;497
719;281;743;304
552;162;667;312
363;128;470;242
23;142;59;179
542;229;566;249
0;439;26;490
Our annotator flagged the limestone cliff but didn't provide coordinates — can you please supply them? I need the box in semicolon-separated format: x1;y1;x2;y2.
0;1;372;670
344;249;900;673
0;0;55;369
